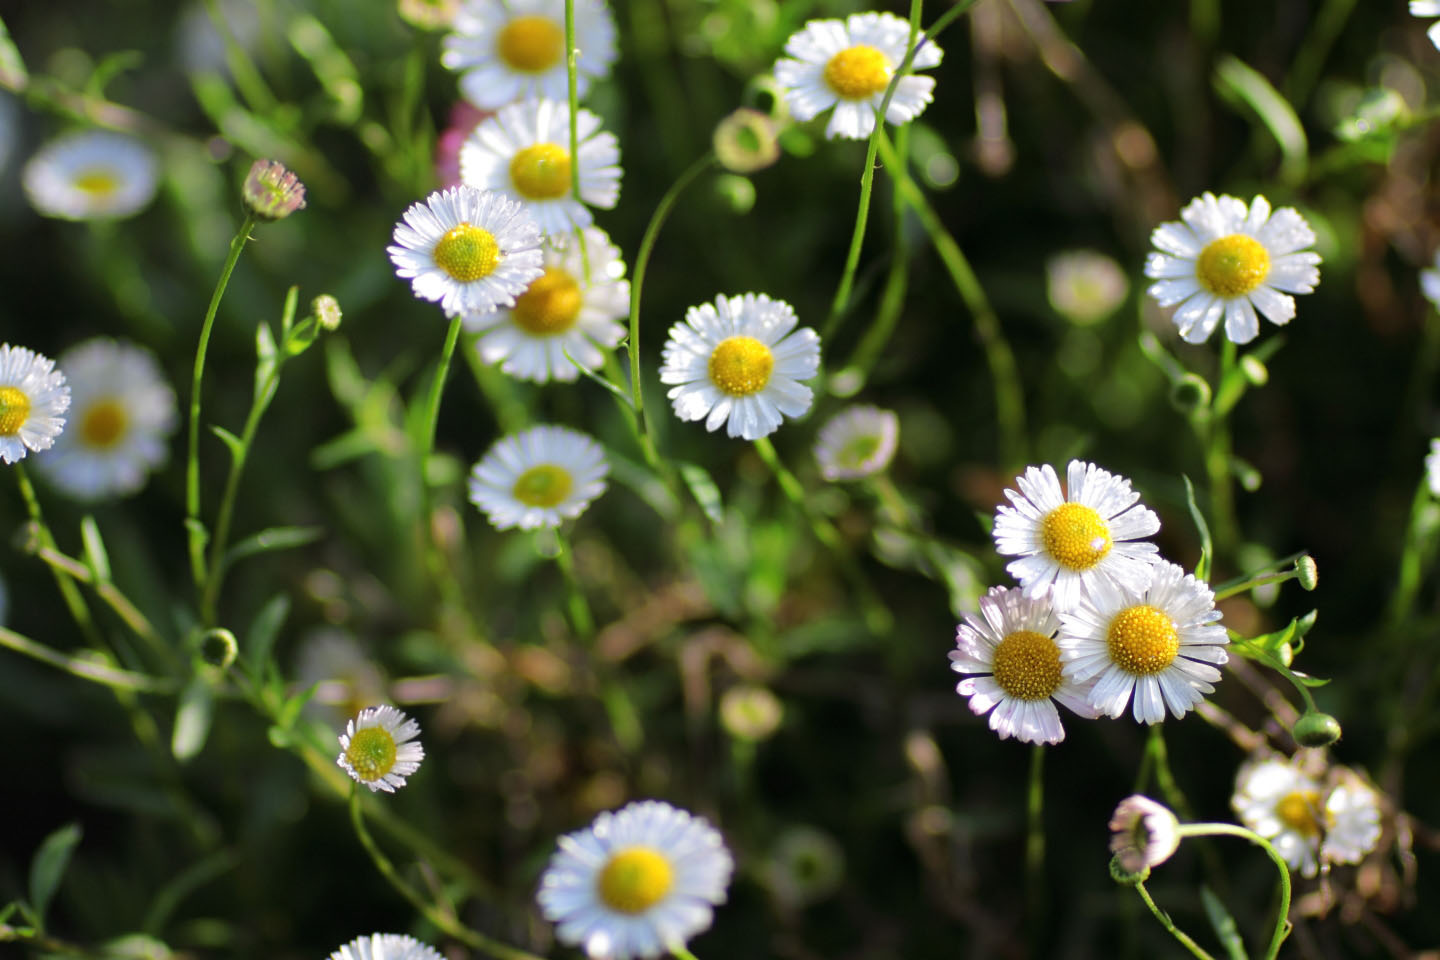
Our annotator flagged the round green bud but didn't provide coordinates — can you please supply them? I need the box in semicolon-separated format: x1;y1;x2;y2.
713;108;781;174
1295;555;1318;591
1169;374;1212;415
1293;711;1342;748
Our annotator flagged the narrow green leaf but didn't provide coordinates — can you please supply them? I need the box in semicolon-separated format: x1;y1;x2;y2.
288;14;363;125
28;822;83;927
311;428;379;470
1183;475;1212;582
564;346;636;409
224;525;324;568
279;285;300;338
85;50;144;98
679;462;724;525
1200;886;1248;960
276;681;321;731
171;675;214;762
79;515;112;583
209;424;244;462
1215;55;1308;184
0;16;28;90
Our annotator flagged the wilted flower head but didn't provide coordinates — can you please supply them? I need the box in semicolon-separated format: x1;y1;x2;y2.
1109;795;1181;875
713;108;781;174
243;158;307;220
814;405;899;481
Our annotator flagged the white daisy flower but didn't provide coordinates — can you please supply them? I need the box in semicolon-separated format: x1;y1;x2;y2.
1421;249;1440;313
33;339;176;501
1058;561;1229;724
460;98;621;238
388;185;545;318
22;130;160;221
948;585;1100;746
336;705;425;793
1321;768;1383;868
992;460;1161;612
537;800;734;960
328;933;445;960
773;11;943;141
0;344;70;465
1144;192;1322;345
1413;1;1440;50
659;292;821;441
468;424;608;530
468;226;630;383
1427;438;1440;498
813;404;899;481
1108;795;1182;875
1232;757;1326;877
442;0;617;110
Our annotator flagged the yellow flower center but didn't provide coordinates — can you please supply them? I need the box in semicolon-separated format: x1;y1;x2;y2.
80;398;128;449
1196;234;1271;297
823;45;891;100
708;336;774;396
991;629;1063;701
512;268;583;335
344;727;398;781
1106;604;1180;676
512;464;573;508
509;143;572;200
1275;790;1323;837
0;386;31;436
433;223;500;282
1041;502;1113;571
74;169;120;196
597;847;674;914
496;15;565;73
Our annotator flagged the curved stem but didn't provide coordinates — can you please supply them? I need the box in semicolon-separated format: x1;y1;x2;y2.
14;463;102;648
554;530;595;638
0;625;174;693
1178;823;1293;960
1133;881;1219;960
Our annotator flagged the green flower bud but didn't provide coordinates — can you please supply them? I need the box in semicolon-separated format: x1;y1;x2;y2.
713;107;781;174
312;294;343;331
1169;374;1212;415
1295;555;1318;591
1293;711;1342;748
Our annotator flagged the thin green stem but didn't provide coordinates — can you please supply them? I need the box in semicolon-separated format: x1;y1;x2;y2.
1146;726;1193;820
669;945;702;960
1211;570;1297;602
1389;474;1434;624
1133;881;1219;960
1204;340;1240;563
1026;744;1046;936
1178;823;1293;960
1230;636;1320;714
565;0;582;205
840;124;911;388
187;212;257;590
0;626;175;693
415;313;470;619
14;463;102;648
33;545;174;667
554;531;595;638
200;0;278;114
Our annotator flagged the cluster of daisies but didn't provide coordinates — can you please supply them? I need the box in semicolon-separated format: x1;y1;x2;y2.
337;705;734;959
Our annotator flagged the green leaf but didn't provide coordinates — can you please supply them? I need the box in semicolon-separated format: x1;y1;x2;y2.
28;822;82;928
288;14;363;125
276;681;321;731
1214;55;1307;185
79;515;112;583
1200;886;1248;960
255;320;278;401
224;525;324;569
564;346;636;409
278;284;300;338
85;50;144;98
171;675;214;762
243;593;290;680
0;16;29;90
311;428;379;470
209;424;244;462
1183;475;1212;582
679;462;724;525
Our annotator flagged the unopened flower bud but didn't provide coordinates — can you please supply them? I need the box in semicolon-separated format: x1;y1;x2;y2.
243;159;306;221
1295;555;1318;591
1109;795;1180;876
720;684;783;742
714;108;781;174
1293;711;1342;748
312;294;342;331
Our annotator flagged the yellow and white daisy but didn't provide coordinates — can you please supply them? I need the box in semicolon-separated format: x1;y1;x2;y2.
1321;768;1383;868
442;0;617;110
659;292;821;441
468;226;630;383
328;933;445;960
388;185;545;317
1108;795;1181;875
22;129;159;221
1232;757;1326;877
0;344;70;465
460;98;621;238
1426;438;1440;498
992;460;1161;612
1145;192;1322;345
949;585;1099;746
34;339;176;501
813;404;899;481
773;11;943;141
336;705;425;793
1058;561;1228;724
1413;1;1440;50
468;424;608;530
537;800;734;960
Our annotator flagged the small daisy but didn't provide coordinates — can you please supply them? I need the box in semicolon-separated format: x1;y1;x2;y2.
992;460;1161;612
814;404;899;481
460;98;621;237
1145;192;1322;345
773;11;943;141
337;705;425;793
22;130;160;221
949;585;1100;745
1058;561;1229;724
659;292;821;441
34;339;176;501
1421;249;1440;313
468;226;630;383
1232;757;1326;876
1321;768;1383;868
468;424;608;530
1426;438;1440;498
388;185;545;317
537;800;734;960
328;933;445;960
1109;795;1181;875
1413;1;1440;50
442;0;617;110
1046;249;1129;326
0;344;70;465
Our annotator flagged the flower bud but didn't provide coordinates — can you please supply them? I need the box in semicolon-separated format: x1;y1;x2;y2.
720;684;784;742
243;159;306;221
1293;711;1342;748
1108;853;1149;886
312;294;343;331
1295;555;1318;591
1109;795;1180;875
713;108;781;174
1168;373;1212;415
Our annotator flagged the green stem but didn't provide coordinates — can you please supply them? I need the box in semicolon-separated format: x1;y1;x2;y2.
565;0;582;205
0;625;175;693
201;0;278;114
554;531;595;638
416;313;471;619
1026;744;1046;935
1133;881;1219;960
348;788;545;960
839;124;911;389
1204;340;1240;563
1146;726;1193;820
1178;823;1293;960
1389;473;1434;624
1230;636;1320;714
669;945;702;960
13;463;102;648
187;212;257;590
1211;570;1297;602
33;545;173;667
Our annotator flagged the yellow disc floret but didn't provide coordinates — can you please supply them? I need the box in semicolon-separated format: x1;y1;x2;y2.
74;169;120;196
80;398;128;449
1275;790;1323;837
0;385;31;436
1106;604;1180;676
1041;502;1113;571
509;143;572;200
597;847;674;914
823;44;891;101
496;15;565;73
512;268;583;335
991;629;1063;701
512;464;573;508
344;727;398;782
1196;234;1271;297
708;336;774;396
433;223;500;282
